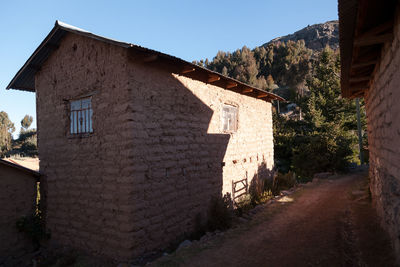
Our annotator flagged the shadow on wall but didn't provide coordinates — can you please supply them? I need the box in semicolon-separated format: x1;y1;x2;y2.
249;164;297;199
229;162;276;218
126;60;232;255
248;162;275;198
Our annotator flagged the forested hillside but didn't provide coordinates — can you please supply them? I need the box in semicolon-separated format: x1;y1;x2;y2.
196;20;367;180
194;21;339;101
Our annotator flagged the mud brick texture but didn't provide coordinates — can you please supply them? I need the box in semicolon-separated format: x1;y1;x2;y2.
35;33;274;260
365;8;400;261
0;163;37;265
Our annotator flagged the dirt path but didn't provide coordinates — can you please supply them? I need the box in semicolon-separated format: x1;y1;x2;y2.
152;171;396;266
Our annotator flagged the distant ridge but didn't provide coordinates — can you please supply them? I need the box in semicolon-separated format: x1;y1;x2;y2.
264;21;339;51
196;20;340;94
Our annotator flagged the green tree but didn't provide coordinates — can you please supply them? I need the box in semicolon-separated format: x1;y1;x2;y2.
0;111;15;157
274;47;360;179
204;40;312;96
17;115;37;157
21;115;33;131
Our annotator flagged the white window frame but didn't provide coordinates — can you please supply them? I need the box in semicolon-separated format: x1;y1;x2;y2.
222;104;238;133
70;97;93;135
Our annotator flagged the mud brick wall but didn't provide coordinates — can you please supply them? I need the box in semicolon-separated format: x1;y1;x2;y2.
365;8;400;261
175;75;274;195
0;164;37;265
36;33;273;260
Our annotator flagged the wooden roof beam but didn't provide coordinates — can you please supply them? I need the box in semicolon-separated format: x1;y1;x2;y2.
181;66;195;74
354;20;393;47
257;92;268;98
353;90;365;97
349;83;368;92
351;60;377;68
361;20;394;37
349;76;371;83
207;74;220;83
242;88;253;93
354;33;393;46
226;82;237;89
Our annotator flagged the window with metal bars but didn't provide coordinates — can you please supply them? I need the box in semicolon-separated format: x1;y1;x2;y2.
70;97;93;134
222;104;238;133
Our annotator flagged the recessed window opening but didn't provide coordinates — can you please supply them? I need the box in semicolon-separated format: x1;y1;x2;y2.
70;97;93;134
222;104;238;133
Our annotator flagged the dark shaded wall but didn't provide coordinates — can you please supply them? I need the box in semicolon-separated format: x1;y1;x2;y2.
365;8;400;262
0;163;37;265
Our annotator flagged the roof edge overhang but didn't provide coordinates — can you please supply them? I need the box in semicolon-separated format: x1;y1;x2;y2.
339;0;398;99
6;20;284;102
0;158;40;178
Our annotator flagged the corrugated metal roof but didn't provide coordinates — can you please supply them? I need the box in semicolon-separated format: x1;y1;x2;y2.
7;20;284;102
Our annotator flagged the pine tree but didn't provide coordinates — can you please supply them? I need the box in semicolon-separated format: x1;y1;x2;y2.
292;47;359;177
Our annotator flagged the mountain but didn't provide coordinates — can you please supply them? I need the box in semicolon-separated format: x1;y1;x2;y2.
265;21;339;51
195;21;340;100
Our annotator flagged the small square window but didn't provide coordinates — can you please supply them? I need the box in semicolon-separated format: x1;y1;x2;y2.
70;97;93;134
222;104;238;132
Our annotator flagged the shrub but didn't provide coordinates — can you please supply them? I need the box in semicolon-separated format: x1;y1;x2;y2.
207;193;233;231
235;194;253;216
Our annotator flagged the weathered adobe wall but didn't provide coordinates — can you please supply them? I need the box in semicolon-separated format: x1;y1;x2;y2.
36;33;136;259
36;33;273;260
125;62;273;254
365;8;400;261
175;75;274;194
0;164;37;265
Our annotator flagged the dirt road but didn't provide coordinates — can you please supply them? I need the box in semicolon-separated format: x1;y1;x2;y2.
152;171;396;266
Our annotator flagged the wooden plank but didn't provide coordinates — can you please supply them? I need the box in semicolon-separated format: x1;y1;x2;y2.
359;20;393;38
349;83;368;91
242;88;253;93
226;82;237;89
257;92;268;98
181;67;195;74
349;76;370;83
354;33;393;46
351;60;377;68
234;192;247;199
207;75;220;83
353;90;365;97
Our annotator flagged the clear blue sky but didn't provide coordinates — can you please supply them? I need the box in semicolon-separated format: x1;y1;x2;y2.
0;0;338;136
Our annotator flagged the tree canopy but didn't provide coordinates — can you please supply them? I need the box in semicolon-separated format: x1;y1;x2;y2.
195;40;313;100
274;48;365;179
21;115;33;131
0;111;15;157
0;112;37;158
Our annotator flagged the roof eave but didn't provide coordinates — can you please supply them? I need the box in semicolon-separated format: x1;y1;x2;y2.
0;159;40;178
7;20;285;102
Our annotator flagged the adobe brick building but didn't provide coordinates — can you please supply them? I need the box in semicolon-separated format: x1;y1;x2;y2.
0;159;39;265
339;0;400;262
7;21;282;259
